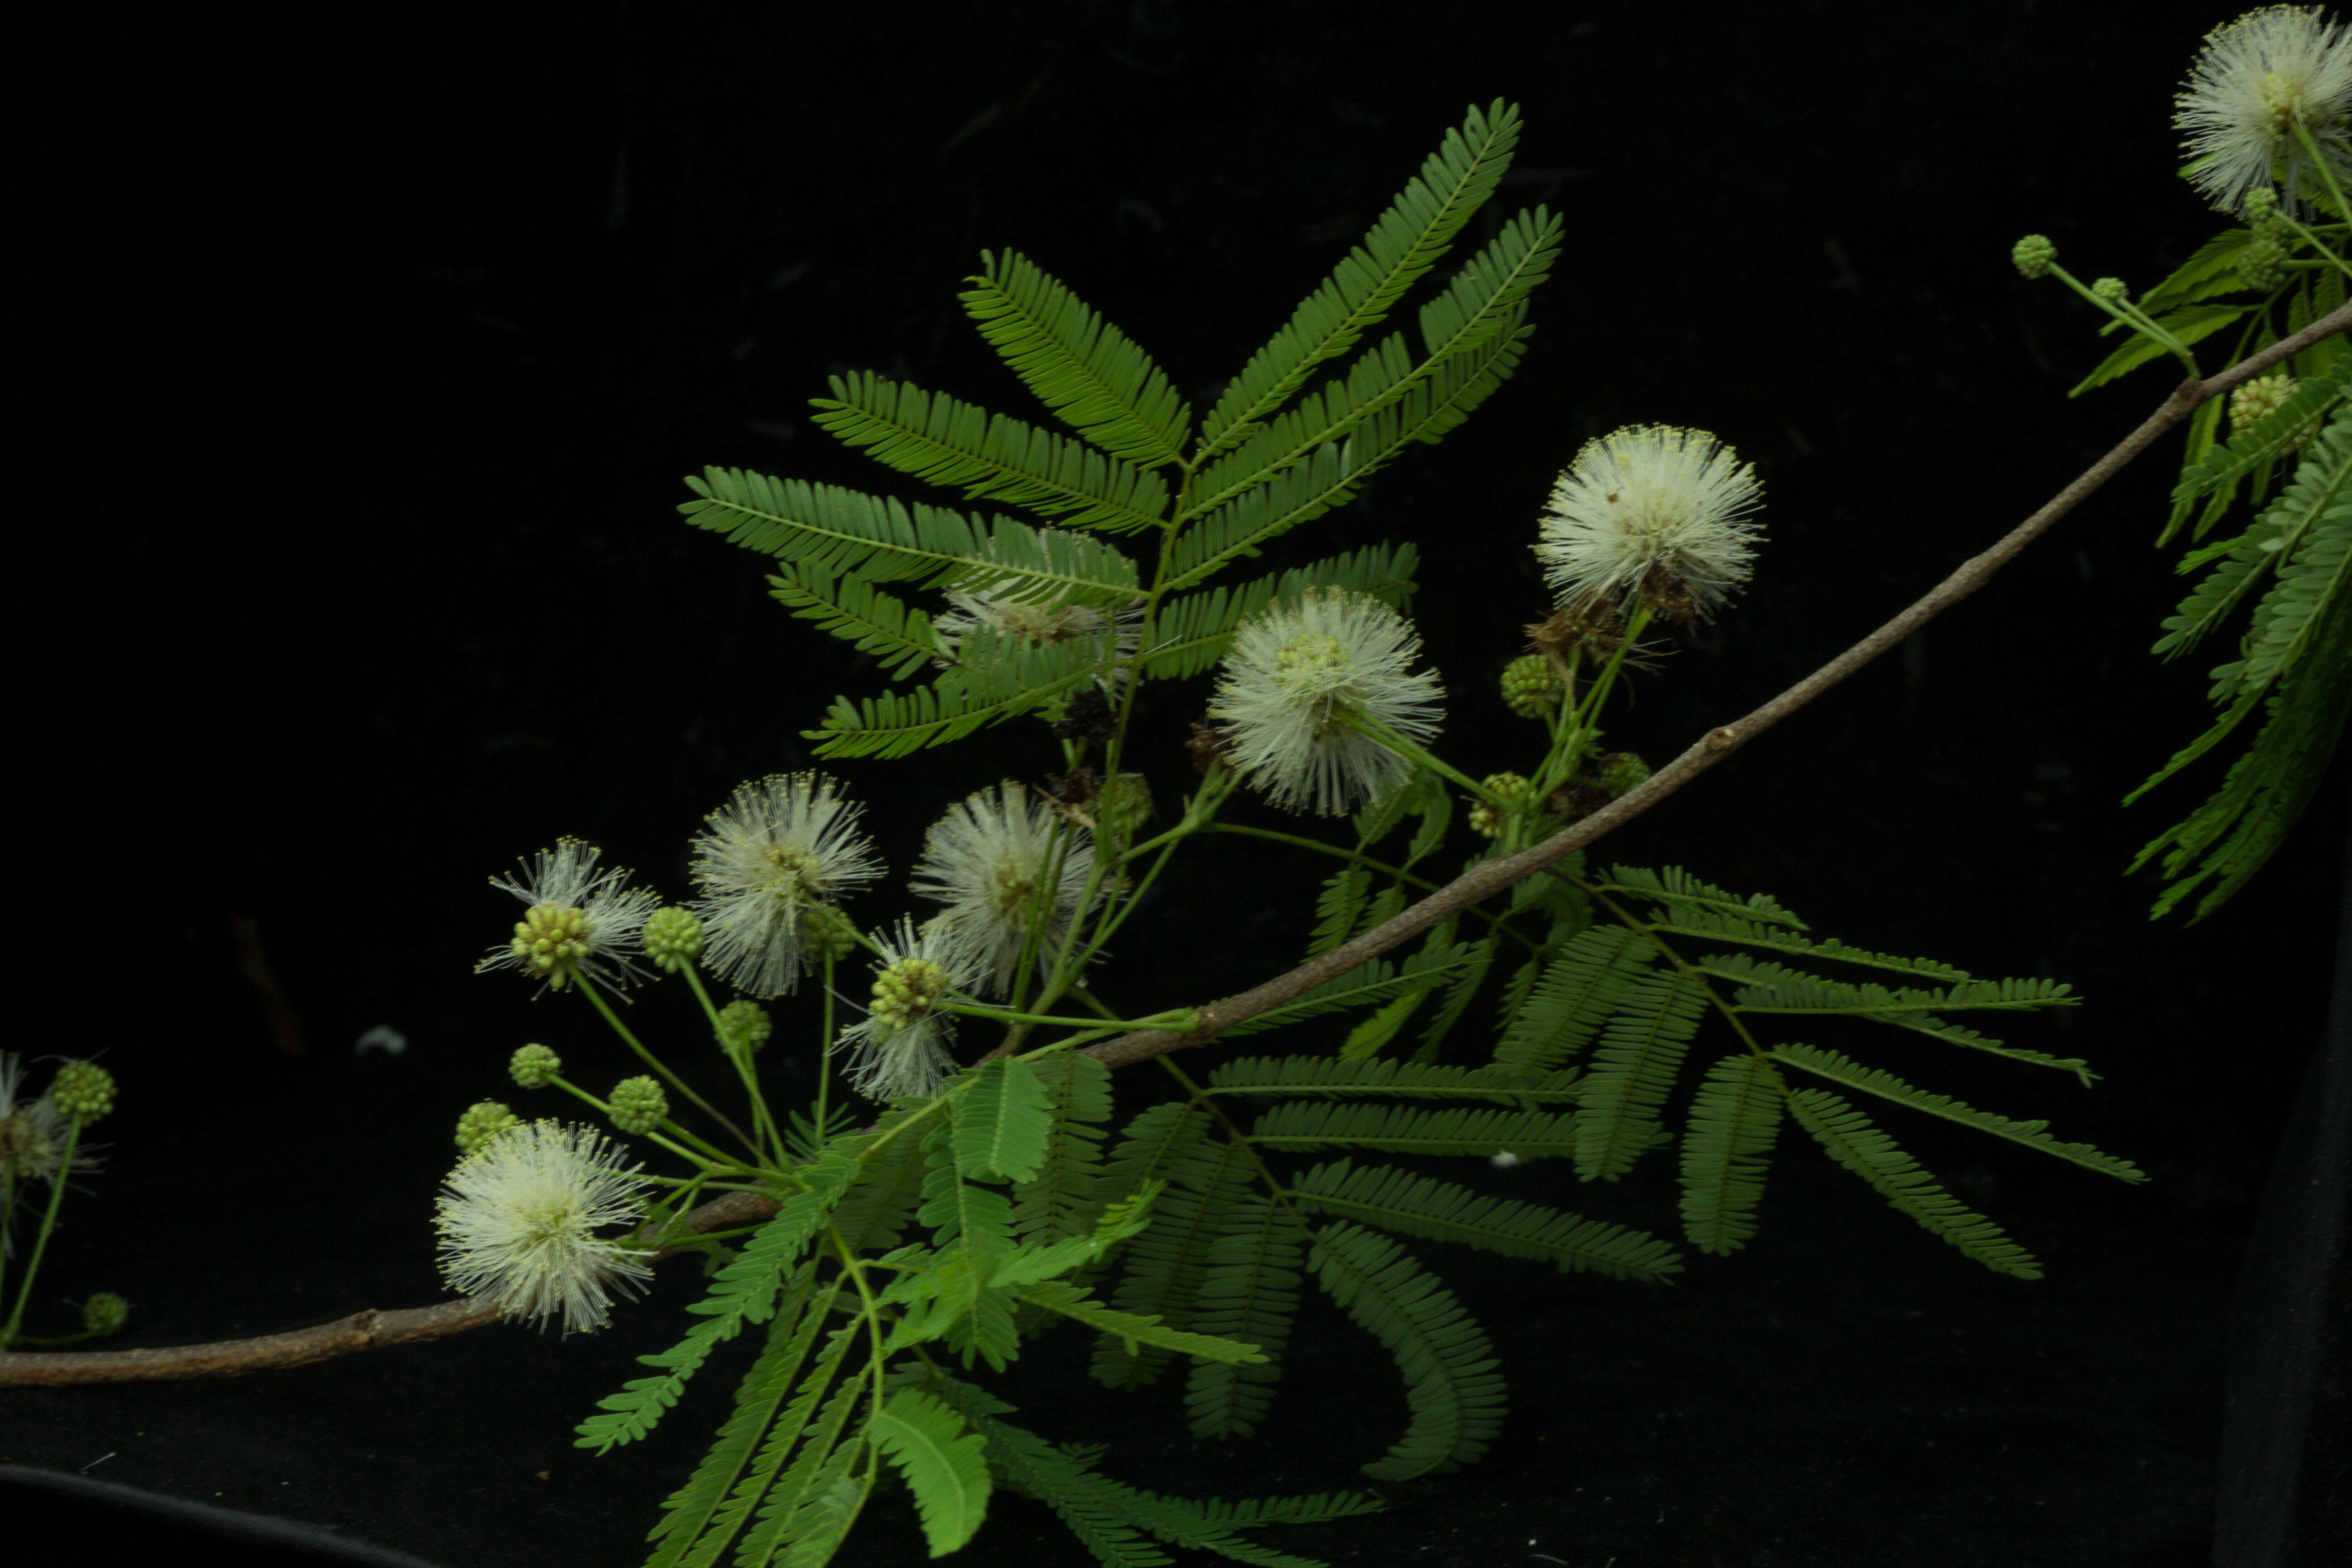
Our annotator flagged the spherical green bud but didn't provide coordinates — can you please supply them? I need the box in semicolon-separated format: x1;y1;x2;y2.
794;903;861;968
509;901;592;988
871;957;951;1032
509;1042;562;1089
2229;372;2297;431
640;906;705;973
1468;772;1535;839
50;1061;116;1126
1094;771;1154;843
2243;186;2278;225
1597;751;1653;798
609;1075;668;1137
2091;275;2128;304
716;999;774;1056
80;1292;129;1337
1500;654;1562;719
2235;236;2288;294
456;1099;521;1156
2010;234;2056;279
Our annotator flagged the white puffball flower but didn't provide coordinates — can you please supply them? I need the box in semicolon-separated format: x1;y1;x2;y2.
477;838;662;995
839;918;980;1102
2175;6;2352;216
1533;425;1764;623
1207;587;1446;817
434;1120;656;1335
911;781;1101;996
689;773;883;998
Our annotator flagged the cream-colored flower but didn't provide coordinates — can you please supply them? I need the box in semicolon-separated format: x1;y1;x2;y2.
689;774;882;998
477;838;662;994
2176;6;2352;216
434;1120;655;1335
1534;425;1764;623
1206;587;1445;816
911;782;1100;995
838;919;979;1102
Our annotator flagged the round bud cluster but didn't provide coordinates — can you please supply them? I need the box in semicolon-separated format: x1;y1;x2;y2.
716;1000;774;1056
2243;186;2280;231
871;956;951;1032
509;1043;562;1089
80;1292;129;1337
1094;771;1154;843
1596;751;1653;798
2229;372;2298;432
1500;654;1562;719
794;903;862;968
510;902;592;987
2091;276;2128;305
455;1100;521;1156
2236;237;2288;294
50;1061;116;1126
641;907;705;973
2010;234;2057;279
1469;773;1535;839
608;1076;668;1137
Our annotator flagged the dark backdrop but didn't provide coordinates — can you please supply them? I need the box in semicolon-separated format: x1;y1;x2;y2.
11;2;2345;1565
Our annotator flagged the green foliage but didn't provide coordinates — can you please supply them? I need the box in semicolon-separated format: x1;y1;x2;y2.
870;1388;994;1557
1677;1054;1782;1256
1292;1159;1680;1283
1784;1089;2044;1279
951;1058;1056;1185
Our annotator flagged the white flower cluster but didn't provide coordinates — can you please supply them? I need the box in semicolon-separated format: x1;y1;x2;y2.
688;774;882;998
476;838;662;995
2175;5;2352;216
911;781;1100;994
435;1120;655;1335
1533;425;1764;623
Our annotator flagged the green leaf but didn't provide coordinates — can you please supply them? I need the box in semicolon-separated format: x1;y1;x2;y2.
767;561;938;680
1246;1100;1579;1159
1017;1278;1271;1364
1306;1220;1506;1480
961;250;1192;467
953;1057;1057;1184
1785;1087;2043;1278
805;627;1102;759
1573;965;1710;1182
810;369;1170;532
1678;1053;1784;1256
1013;1051;1114;1246
2068;304;2247;396
869;1389;993;1557
1220;942;1479;1039
1293;1158;1680;1282
1769;1043;2145;1182
2165;360;2346;539
1205;1054;1581;1103
1184;1196;1305;1441
1199;98;1524;459
1492;925;1650;1078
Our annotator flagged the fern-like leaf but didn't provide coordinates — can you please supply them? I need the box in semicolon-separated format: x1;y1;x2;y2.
1305;1220;1507;1480
1492;925;1649;1077
1676;1053;1784;1256
1220;942;1479;1039
1573;965;1710;1182
1198;99;1523;459
2068;302;2250;396
1206;1054;1581;1103
1185;1195;1306;1440
952;1057;1056;1185
1769;1043;2145;1182
960;250;1191;466
1014;1052;1113;1245
2165;359;2347;542
805;627;1101;758
1246;1101;1578;1159
869;1388;994;1557
809;369;1170;532
767;561;938;680
1784;1087;2043;1278
1293;1158;1681;1282
1092;1137;1254;1389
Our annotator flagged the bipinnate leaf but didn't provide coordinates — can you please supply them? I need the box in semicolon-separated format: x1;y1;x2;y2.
869;1389;993;1557
953;1057;1056;1184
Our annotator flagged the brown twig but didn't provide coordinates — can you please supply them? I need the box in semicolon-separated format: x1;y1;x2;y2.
5;305;2342;1390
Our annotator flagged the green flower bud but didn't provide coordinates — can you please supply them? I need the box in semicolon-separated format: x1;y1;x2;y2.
80;1292;129;1337
2243;186;2279;228
509;901;593;989
2235;235;2288;294
2229;372;2297;431
1093;771;1154;843
871;957;951;1033
609;1076;668;1137
2091;275;2128;304
1501;654;1562;719
716;999;774;1055
50;1061;116;1126
509;1043;562;1089
1596;751;1653;798
1469;772;1535;839
794;903;861;969
456;1099;521;1156
641;906;705;973
2010;234;2056;279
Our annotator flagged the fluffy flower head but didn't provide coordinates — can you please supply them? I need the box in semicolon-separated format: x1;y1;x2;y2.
839;918;980;1102
0;1052;107;1233
434;1119;655;1335
2175;6;2352;216
1206;587;1445;816
689;774;882;998
477;838;661;994
911;781;1101;995
1534;425;1764;623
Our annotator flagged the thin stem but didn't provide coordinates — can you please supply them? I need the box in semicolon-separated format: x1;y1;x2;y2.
2048;263;2199;376
575;975;758;1155
1344;712;1510;806
1196;823;1539;950
2291;121;2352;240
684;964;781;1164
1;1121;79;1346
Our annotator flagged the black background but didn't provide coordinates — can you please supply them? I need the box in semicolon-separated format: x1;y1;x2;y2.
10;2;2346;1565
